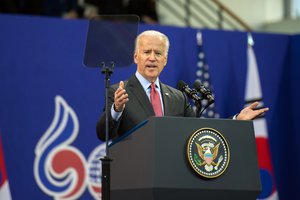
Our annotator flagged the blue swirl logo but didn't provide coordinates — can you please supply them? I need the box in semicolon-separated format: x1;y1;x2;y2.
34;95;87;200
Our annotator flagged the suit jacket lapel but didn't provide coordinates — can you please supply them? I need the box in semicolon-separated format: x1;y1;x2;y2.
127;75;155;117
160;83;172;116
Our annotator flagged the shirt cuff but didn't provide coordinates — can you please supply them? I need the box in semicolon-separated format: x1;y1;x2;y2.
111;104;123;121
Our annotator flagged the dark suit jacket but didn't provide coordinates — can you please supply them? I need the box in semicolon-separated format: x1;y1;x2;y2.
96;74;195;141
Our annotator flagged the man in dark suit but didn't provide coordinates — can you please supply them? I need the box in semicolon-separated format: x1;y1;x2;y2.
96;30;268;141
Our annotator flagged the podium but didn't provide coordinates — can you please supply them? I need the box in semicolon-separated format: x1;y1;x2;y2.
109;117;261;200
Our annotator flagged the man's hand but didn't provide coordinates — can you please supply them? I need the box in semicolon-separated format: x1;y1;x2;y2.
236;102;269;120
114;81;129;112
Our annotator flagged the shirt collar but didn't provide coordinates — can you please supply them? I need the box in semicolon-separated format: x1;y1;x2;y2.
135;71;160;91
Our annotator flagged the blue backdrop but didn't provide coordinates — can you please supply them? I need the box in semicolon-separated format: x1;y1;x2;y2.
0;14;299;199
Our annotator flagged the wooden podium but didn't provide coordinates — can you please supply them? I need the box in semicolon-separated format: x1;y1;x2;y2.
109;117;261;200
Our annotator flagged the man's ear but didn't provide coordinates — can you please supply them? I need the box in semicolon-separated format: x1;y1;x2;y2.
164;55;168;66
133;51;138;64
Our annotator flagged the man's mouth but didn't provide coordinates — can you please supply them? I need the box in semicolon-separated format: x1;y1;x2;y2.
146;65;157;68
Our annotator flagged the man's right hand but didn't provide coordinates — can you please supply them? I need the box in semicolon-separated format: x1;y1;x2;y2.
114;81;129;112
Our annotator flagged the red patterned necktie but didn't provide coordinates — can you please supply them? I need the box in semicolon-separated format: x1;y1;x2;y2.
150;83;163;116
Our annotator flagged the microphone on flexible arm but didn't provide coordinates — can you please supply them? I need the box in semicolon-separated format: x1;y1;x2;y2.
177;80;202;112
177;80;202;102
193;80;215;104
193;80;215;117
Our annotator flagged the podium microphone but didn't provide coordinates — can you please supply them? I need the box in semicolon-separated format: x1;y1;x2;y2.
177;80;201;103
193;80;214;103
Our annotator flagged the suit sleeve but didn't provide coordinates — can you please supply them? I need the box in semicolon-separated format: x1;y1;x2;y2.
96;84;120;141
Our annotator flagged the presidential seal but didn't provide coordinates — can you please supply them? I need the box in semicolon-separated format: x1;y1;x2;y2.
186;128;230;178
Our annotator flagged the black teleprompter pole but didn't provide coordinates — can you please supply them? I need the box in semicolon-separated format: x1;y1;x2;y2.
100;62;114;200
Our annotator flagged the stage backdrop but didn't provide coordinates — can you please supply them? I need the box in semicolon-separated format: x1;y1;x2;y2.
0;14;299;200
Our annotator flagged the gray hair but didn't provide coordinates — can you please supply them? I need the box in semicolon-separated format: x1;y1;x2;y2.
135;30;170;56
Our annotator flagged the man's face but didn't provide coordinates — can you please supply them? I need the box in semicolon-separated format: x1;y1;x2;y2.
134;35;167;82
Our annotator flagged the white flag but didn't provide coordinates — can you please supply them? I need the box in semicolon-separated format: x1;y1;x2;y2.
245;36;279;200
0;133;12;200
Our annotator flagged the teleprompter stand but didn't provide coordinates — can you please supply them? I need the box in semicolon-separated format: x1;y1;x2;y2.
100;62;114;200
83;15;139;200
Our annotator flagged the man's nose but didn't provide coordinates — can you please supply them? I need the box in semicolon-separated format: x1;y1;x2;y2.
149;52;156;60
